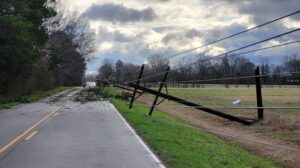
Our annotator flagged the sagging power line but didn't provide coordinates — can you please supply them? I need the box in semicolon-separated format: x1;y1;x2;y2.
125;28;300;84
112;10;300;126
148;71;300;84
152;10;300;63
127;11;300;80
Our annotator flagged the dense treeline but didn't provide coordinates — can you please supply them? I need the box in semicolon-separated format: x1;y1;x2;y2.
97;54;300;85
0;0;93;102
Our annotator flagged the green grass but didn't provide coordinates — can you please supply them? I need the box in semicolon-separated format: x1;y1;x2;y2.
163;87;300;97
0;87;71;110
111;98;282;168
143;86;299;143
0;102;21;109
160;87;300;115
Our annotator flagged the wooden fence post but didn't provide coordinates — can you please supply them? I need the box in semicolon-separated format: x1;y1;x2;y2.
255;66;264;121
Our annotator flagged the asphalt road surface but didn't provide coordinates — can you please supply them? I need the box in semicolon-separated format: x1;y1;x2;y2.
0;88;165;168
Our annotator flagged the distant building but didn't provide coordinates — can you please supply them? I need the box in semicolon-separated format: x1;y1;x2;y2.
85;82;96;88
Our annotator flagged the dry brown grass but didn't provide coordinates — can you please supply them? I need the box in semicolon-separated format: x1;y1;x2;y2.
263;115;300;131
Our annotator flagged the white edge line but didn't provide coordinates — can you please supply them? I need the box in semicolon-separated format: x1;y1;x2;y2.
109;103;166;168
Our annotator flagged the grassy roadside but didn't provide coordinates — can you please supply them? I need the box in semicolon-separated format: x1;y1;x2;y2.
110;97;282;168
0;87;71;110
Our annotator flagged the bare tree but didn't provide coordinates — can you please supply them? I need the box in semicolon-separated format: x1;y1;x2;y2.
115;60;124;83
146;54;169;82
260;58;271;84
147;54;169;73
195;55;211;80
63;18;95;58
283;54;300;84
98;59;114;81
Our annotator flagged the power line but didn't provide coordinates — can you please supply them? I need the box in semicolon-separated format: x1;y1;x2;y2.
209;129;300;153
153;10;300;63
150;71;300;84
118;102;300;153
126;39;300;82
128;11;300;80
137;100;300;110
122;97;300;110
235;40;300;55
125;28;300;83
154;116;300;152
149;105;300;110
156;117;300;152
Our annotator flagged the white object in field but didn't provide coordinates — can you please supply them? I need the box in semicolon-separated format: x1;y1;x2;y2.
86;82;96;88
232;99;241;105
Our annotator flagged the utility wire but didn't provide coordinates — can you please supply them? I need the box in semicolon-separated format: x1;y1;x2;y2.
128;11;300;80
125;28;300;83
148;71;300;84
118;99;300;153
153;115;300;152
157;117;300;152
148;105;300;110
233;40;300;55
212;130;300;153
134;99;300;110
161;119;300;153
153;10;300;63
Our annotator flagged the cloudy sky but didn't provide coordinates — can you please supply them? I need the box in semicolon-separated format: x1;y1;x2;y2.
53;0;300;74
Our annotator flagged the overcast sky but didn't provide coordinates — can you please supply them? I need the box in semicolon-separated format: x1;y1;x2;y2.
53;0;300;74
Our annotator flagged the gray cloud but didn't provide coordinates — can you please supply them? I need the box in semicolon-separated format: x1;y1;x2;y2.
231;0;300;23
185;29;202;39
82;3;157;23
155;0;171;2
97;27;133;43
162;28;227;45
75;0;300;72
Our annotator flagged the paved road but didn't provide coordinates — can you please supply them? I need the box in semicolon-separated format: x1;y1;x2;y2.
0;88;165;168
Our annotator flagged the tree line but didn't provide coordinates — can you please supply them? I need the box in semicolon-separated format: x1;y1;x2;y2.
0;0;94;102
97;54;300;85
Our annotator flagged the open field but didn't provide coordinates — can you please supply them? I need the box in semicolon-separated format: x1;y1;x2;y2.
161;87;300;115
111;97;281;168
153;87;300;141
109;85;300;167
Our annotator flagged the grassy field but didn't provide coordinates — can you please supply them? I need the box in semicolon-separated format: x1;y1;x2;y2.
160;87;300;115
158;87;300;141
110;97;282;168
0;87;71;109
110;85;300;142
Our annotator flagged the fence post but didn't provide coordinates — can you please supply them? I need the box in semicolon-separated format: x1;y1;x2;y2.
129;64;144;109
255;66;264;121
149;66;170;116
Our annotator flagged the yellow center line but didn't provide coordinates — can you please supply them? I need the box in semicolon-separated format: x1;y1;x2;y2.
0;105;64;154
53;113;59;117
25;131;38;141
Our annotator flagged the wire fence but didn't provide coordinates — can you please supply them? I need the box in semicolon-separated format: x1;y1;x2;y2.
117;99;300;153
109;10;300;124
146;71;300;85
152;115;300;153
109;11;300;164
